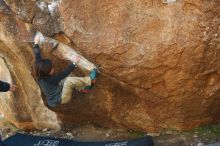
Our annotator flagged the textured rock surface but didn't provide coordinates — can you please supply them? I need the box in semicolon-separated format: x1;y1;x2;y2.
0;0;219;132
0;8;60;130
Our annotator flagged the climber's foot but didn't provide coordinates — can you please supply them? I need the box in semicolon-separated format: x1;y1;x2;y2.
81;86;93;94
89;68;97;83
81;69;97;94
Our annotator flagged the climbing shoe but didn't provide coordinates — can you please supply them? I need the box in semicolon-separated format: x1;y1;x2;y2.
81;69;97;94
89;68;97;83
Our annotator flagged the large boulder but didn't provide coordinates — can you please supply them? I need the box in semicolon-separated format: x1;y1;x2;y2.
0;10;60;130
0;0;219;132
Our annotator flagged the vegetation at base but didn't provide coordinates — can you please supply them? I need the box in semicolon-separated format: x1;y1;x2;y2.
173;123;220;143
159;123;220;137
128;130;145;138
191;123;220;138
1;119;18;131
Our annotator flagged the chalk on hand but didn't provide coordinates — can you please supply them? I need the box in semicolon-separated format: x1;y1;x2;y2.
36;32;45;45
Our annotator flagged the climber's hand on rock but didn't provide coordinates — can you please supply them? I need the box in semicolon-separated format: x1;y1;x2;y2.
34;33;40;44
9;84;17;92
72;56;81;64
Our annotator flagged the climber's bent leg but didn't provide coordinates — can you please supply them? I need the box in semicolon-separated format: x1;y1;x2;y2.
60;76;91;104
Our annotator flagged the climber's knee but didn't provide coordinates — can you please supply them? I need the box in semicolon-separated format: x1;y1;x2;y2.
64;77;73;85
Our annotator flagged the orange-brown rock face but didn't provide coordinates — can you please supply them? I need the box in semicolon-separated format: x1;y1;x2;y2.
0;0;219;132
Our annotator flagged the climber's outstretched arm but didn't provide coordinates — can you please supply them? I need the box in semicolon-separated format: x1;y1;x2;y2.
32;33;42;62
47;57;81;84
32;44;42;62
48;64;76;84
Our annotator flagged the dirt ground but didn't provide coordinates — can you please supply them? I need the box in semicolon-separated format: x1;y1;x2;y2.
0;117;220;146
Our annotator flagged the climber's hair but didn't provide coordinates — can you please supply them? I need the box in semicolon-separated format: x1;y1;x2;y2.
35;59;53;79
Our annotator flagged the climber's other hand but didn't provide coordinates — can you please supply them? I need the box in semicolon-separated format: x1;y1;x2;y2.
9;84;17;92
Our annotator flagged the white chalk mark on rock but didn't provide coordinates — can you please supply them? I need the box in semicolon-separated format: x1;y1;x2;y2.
48;0;61;14
36;1;47;11
162;0;177;3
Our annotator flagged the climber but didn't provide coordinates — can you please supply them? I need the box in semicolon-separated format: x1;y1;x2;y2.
0;80;16;92
32;33;97;107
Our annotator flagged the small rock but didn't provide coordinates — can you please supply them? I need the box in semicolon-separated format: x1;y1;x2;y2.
66;132;73;138
147;133;160;136
46;133;50;136
197;142;204;146
193;134;198;138
43;128;47;132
